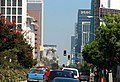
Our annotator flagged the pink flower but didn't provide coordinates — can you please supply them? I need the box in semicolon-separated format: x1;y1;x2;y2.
16;31;21;35
3;38;7;42
17;24;20;27
12;19;16;24
14;39;18;42
1;18;5;21
6;22;11;27
14;31;21;35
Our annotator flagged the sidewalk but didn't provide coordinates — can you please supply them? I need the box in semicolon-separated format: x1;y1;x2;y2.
20;80;27;82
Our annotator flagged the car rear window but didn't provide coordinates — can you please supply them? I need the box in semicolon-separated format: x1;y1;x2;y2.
49;71;73;80
80;71;90;76
63;69;77;76
29;69;44;74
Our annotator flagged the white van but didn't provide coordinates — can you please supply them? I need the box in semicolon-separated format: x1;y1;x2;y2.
62;67;79;79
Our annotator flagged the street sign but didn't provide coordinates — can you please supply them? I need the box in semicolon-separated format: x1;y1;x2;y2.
71;58;78;60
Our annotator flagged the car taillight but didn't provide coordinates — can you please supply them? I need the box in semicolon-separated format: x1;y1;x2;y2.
78;76;81;79
77;77;79;79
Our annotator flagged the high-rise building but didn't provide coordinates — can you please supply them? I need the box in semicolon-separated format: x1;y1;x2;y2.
0;0;27;31
90;0;100;42
71;36;75;63
75;9;91;62
90;0;120;42
71;36;75;53
27;0;44;61
75;9;91;53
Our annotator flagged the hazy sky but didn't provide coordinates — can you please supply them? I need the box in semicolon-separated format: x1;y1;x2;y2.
44;0;91;65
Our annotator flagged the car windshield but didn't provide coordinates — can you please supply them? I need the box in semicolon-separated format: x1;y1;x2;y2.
28;69;44;74
63;69;77;76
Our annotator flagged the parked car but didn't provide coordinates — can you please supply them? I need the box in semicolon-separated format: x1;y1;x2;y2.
36;66;50;82
62;67;79;79
52;77;79;82
79;71;90;82
27;68;45;82
48;70;74;82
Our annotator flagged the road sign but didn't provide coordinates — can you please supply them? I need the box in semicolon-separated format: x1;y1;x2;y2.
71;58;78;60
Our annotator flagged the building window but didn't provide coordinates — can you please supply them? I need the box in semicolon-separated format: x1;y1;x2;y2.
1;0;5;6
18;16;22;23
35;34;37;36
1;8;5;14
12;8;16;14
12;0;16;6
1;16;5;19
7;8;11;14
18;0;22;6
35;43;37;44
7;0;11;6
35;29;37;31
35;38;37;40
18;8;22;15
7;16;11;21
17;24;22;31
12;16;16;21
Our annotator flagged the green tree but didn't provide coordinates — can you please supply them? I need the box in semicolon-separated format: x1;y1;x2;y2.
82;14;120;69
82;14;120;81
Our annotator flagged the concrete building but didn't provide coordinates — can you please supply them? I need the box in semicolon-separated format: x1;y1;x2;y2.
0;0;27;31
26;15;39;59
43;44;58;61
75;9;91;54
27;0;44;61
71;36;75;52
71;36;75;63
75;9;91;63
90;0;100;42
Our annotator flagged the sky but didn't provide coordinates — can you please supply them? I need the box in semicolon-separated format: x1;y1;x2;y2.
44;0;91;65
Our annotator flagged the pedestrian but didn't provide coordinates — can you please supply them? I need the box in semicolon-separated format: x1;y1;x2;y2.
94;71;99;82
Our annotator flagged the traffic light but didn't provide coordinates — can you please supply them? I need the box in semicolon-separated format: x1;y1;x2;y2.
68;55;70;60
63;50;66;56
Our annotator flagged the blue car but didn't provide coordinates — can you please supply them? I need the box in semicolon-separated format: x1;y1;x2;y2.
27;68;45;82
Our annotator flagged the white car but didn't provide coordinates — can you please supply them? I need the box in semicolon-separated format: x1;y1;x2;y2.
62;67;79;79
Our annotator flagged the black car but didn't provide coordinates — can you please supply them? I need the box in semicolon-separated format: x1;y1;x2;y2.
79;71;90;82
48;70;74;82
53;77;79;82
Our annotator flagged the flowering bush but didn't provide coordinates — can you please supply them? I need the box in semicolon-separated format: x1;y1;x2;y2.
0;17;34;68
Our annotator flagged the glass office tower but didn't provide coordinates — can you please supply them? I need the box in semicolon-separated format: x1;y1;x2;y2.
75;9;91;63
